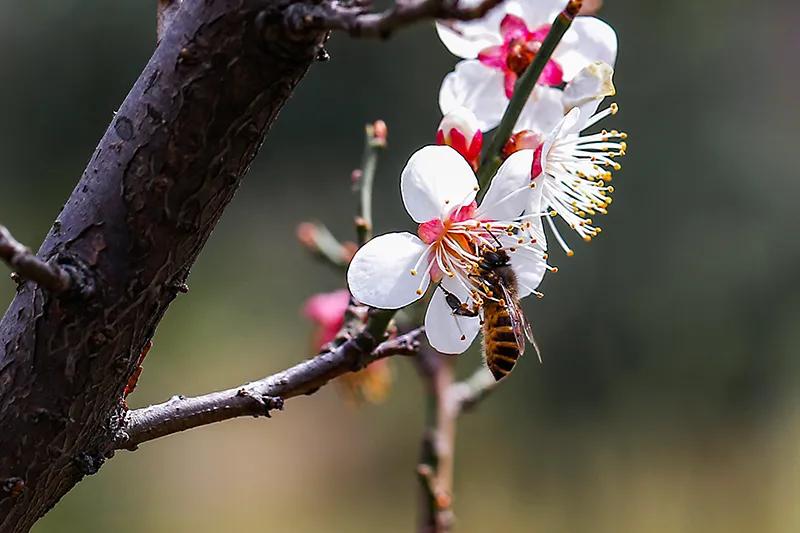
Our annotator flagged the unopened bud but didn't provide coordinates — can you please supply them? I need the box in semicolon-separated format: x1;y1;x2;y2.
503;129;543;158
368;120;388;147
436;107;483;170
563;62;615;112
296;222;319;251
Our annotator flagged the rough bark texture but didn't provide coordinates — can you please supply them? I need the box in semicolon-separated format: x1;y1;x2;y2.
0;0;322;530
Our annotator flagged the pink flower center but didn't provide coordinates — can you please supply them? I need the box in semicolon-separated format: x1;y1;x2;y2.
478;15;564;99
417;202;479;281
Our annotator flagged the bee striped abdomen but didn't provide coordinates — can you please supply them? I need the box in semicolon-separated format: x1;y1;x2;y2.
482;302;521;381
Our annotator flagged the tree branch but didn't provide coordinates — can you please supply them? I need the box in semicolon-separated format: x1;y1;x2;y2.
156;0;180;42
115;327;422;450
415;351;501;532
448;365;497;415
284;0;505;39
0;225;71;292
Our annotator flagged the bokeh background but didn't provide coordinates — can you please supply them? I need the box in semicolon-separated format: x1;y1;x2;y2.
1;0;799;531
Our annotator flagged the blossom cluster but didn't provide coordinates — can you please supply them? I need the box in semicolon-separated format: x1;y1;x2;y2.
319;0;627;362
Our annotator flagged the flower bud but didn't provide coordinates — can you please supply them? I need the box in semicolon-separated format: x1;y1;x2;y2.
502;129;543;158
436;107;483;170
368;119;388;148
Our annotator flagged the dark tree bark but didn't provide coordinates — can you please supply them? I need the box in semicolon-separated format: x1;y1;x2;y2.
0;0;323;530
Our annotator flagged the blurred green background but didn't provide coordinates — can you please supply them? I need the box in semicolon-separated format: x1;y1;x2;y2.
1;0;799;531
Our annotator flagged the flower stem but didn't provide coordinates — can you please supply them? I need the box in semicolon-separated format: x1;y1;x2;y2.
356;120;388;245
477;0;582;189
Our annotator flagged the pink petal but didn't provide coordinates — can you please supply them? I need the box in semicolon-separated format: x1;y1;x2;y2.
539;59;564;86
477;45;506;69
504;71;517;99
530;23;551;42
531;143;544;178
418;219;445;244
500;14;529;40
451;201;478;223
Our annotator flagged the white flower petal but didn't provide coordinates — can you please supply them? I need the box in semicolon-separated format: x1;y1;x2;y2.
439;60;507;132
477;149;534;221
435;1;524;58
518;0;564;27
401;145;478;223
515;86;567;135
556;17;618;81
512;247;547;298
500;233;547;299
425;277;481;354
347;232;430;309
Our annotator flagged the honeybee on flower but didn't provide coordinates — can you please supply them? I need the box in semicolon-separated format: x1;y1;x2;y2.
347;145;550;354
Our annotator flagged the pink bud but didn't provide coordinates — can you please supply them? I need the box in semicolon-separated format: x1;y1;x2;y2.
303;289;351;349
436;107;483;171
503;130;543;158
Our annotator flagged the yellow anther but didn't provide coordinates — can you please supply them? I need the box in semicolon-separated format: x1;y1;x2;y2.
549;211;558;217
410;269;417;276
566;250;575;257
583;236;592;242
415;289;423;295
612;162;621;171
610;103;619;114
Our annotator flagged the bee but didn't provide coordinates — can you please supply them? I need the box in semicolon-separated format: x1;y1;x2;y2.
441;246;539;381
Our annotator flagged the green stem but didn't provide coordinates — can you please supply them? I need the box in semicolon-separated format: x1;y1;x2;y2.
356;122;387;245
477;1;580;189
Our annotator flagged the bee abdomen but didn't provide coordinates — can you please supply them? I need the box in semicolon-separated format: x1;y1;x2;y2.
483;307;521;381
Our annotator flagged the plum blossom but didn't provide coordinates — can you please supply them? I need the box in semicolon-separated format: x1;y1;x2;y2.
437;0;617;131
530;91;626;252
436;107;483;170
347;145;549;354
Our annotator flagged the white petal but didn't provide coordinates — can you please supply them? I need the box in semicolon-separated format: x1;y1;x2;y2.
500;232;547;299
555;17;618;81
515;86;566;135
518;0;564;27
541;107;581;161
435;14;503;58
425;277;481;354
435;1;525;58
510;245;547;298
401;145;478;223
347;232;430;309
477;149;534;221
439;60;507;132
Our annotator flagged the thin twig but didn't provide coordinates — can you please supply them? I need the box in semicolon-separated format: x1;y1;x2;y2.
355;120;387;245
285;0;505;39
115;323;420;450
448;365;497;415
0;225;70;292
477;0;583;188
414;346;457;533
296;221;356;270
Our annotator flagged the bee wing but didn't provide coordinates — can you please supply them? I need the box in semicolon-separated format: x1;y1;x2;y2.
498;283;542;363
497;283;527;356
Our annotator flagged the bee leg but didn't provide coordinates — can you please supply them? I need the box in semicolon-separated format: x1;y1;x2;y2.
438;284;479;317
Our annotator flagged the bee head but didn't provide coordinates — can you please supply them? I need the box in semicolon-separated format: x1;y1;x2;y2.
482;248;510;268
